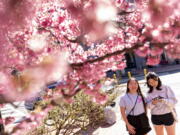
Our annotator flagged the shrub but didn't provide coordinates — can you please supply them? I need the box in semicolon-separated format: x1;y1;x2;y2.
27;91;106;135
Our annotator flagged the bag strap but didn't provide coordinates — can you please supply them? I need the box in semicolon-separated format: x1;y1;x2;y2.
127;94;138;115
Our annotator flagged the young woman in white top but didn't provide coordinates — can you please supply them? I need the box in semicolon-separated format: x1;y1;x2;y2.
120;77;151;135
146;72;178;135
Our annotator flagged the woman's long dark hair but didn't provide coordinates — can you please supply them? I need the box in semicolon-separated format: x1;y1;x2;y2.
146;72;162;93
126;77;147;113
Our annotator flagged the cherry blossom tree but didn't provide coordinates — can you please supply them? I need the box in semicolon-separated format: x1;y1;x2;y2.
0;0;179;134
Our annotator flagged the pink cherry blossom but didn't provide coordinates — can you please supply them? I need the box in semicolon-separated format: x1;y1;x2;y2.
4;116;15;125
146;55;161;65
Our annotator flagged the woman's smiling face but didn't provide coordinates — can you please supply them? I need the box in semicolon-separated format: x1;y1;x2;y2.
128;79;138;92
148;78;158;88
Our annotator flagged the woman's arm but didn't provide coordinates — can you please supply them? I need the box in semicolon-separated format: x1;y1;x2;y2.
146;95;156;109
120;107;135;134
163;86;178;107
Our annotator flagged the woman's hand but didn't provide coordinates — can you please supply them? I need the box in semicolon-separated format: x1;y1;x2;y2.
157;99;164;103
152;99;158;105
127;123;136;134
152;98;164;105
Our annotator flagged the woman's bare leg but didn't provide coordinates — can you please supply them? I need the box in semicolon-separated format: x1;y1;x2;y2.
153;125;164;135
165;123;175;135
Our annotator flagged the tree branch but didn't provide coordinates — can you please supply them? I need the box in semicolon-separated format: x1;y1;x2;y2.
70;42;171;69
117;10;134;15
